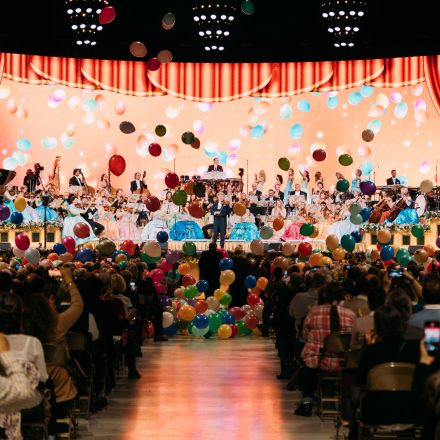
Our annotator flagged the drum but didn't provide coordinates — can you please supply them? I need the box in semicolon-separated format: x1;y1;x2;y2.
369;199;390;224
388;198;407;222
415;194;426;217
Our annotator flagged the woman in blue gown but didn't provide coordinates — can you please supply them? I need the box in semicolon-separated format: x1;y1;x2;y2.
229;210;260;241
169;205;204;240
283;168;294;205
388;188;419;225
34;195;59;221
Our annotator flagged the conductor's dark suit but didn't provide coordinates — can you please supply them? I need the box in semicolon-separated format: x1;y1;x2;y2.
210;201;231;249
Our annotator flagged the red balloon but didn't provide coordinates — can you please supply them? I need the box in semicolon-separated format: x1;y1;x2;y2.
165;172;179;189
145;196;161;212
150;268;164;283
245;314;259;330
195;300;208;314
15;233;30;251
187;202;204;219
99;6;116;24
312;149;327;162
146;322;155;337
109;155;126;177
230;324;238;338
146;58;161;71
376;243;383;251
62;236;76;253
159;259;172;273
120;240;135;257
218;248;228;258
73;222;90;239
247;293;260;306
154;281;163;294
149;143;162;157
229;307;246;321
182;274;195;287
48;252;59;261
298;241;313;257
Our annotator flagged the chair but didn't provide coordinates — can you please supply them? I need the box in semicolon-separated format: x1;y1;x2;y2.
358;362;423;439
317;332;352;421
21;387;52;440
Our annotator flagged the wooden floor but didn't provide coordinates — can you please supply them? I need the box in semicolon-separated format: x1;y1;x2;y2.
79;337;334;440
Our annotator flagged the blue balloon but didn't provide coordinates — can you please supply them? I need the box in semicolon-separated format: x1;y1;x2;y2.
380;245;394;261
221;312;236;325
327;96;338;109
159;295;171;309
157;230;169;243
360;161;374;176
218;151;228;164
250;124;265;139
348;92;362;105
196;279;209;292
289;123;303;139
204;148;217;158
297;100;311;112
193;314;209;329
351;231;362;243
360;85;374;98
360;208;371;222
17;138;31;151
53;242;67;255
76;248;93;263
10;212;23;225
244;275;257;289
219;258;233;270
163;322;178;336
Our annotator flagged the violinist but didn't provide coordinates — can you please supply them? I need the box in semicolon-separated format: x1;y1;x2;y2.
210;192;232;248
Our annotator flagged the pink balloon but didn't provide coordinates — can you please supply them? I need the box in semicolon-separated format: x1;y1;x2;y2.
15;234;30;251
150;268;164;283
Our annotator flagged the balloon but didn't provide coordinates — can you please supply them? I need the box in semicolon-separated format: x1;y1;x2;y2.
351;231;362;243
153;281;163;294
24;247;40;265
273;256;289;271
256;277;269;290
326;234;339;251
219;258;233;271
339;154;353;166
233;202;246;216
193;314;209;329
336;179;349;192
159;295;171;309
73;222;90;239
146;58;161;71
182;241;197;256
349;203;362;215
119;121;136;134
166;250;181;264
155;125;167;137
181;131;195;145
182;274;196;287
209;313;222;332
195;300;208;314
184;285;198;299
245;314;259;330
129;41;147;58
187;202;204;219
76;248;93;263
165;172;179;189
15;234;30;251
300;223;314;236
109;155;126;176
273;217;284;231
260;226;273;240
99;6;116;24
411;225;424;239
362;129;375;142
196;279;209;292
150;268;164;283
247;293;259;306
244;275;257;289
309;252;323;267
312;149;327;161
414;249;429;264
214;289;225;300
10;212;23;225
360;180;376;196
220;293;232;306
420;179;434;194
424;245;435;257
13;197;26;212
179;305;196;321
0;205;10;220
298;242;312;257
380;245;394;261
349;214;363;225
163;311;175;328
341;234;356;252
193;182;206;198
360;208;371;222
156;230;169;243
230;307;246;321
220;270;236;286
143;241;162;258
114;253;128;264
332;247;345;261
206;296;220;311
377;229;392;244
148;143;162;157
120;240;135;256
96;239;115;257
396;248;410;263
172;190;188;206
278;157;290;171
218;324;233;339
145;196;161;212
282;242;296;257
184;181;195;195
250;239;264;255
163;322;178;337
241;0;255;15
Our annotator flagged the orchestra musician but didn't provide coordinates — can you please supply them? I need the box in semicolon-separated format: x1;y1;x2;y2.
211;192;231;248
273;183;284;202
69;168;85;187
207;158;223;173
130;171;149;194
81;198;105;236
386;169;401;186
289;183;307;200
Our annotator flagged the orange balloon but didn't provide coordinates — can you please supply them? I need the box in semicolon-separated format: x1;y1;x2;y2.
220;270;235;286
251;286;261;296
309;252;323;267
184;181;195;195
322;256;333;266
273;256;289;270
59;252;73;263
256;276;269;290
273;217;284;231
195;300;208;314
326;234;339;251
115;253;128;263
310;227;320;239
220;284;229;292
178;262;191;275
424;245;435;257
82;242;94;250
179;305;196;321
332;247;345;261
414;249;429;264
296;262;305;272
233;202;246;216
48;252;59;261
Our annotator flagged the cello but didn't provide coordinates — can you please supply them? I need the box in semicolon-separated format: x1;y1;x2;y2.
133;171;151;196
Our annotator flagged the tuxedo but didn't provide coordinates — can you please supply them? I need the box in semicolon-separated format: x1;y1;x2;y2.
130;179;147;193
207;164;223;172
81;207;104;235
386;177;400;185
289;190;307;199
274;191;284;202
69;176;84;187
210;201;231;248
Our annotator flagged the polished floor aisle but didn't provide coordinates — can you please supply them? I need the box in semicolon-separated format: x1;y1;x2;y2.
81;337;334;440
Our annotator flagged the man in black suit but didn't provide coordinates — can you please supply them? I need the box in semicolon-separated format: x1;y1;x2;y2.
386;169;400;186
289;183;307;200
69;168;85;187
81;199;105;236
274;183;284;202
210;192;231;248
207;158;223;173
198;242;222;297
130;172;148;194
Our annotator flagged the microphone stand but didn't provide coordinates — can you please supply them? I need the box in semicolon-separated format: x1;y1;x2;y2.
238;156;250;194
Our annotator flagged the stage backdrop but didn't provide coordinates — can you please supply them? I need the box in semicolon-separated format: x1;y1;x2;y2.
0;76;437;193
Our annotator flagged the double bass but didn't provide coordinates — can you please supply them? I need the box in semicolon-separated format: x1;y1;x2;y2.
133;171;151;196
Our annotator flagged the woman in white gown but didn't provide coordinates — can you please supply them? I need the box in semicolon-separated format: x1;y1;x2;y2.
62;197;97;245
328;200;362;240
141;205;171;241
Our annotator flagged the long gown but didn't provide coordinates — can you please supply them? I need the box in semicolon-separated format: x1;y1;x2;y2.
328;214;360;240
281;215;305;241
283;180;293;205
62;203;97;244
229;214;260;241
390;208;419;225
141;211;170;241
100;210;120;241
169;212;204;240
34;201;59;221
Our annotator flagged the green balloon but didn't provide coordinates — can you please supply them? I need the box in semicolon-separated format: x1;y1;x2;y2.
172;189;188;206
181;131;195;145
338;154;353;166
188;322;194;334
399;254;411;267
182;241;197;256
155;125;167;137
260;226;273;239
236;320;246;335
220;293;232;305
300;223;314;236
184;285;198;299
349;203;362;215
349;214;363;225
336;179;350;192
241;0;255;15
278;157;290;171
341;234;355;252
208;313;222;332
411;225;424;238
141;253;161;264
193;182;206;197
217;308;228;316
118;261;128;268
396;248;409;263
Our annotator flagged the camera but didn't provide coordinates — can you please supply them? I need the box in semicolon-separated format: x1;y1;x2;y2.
34;163;44;173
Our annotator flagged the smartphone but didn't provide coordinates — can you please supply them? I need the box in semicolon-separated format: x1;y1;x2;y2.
424;321;440;356
388;269;403;278
130;281;136;291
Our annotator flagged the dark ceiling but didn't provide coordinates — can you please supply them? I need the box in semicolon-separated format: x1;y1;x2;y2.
0;0;439;62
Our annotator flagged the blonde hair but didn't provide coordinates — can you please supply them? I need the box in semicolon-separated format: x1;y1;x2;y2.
259;170;266;182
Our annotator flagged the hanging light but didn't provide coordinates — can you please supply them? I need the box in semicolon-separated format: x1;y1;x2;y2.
64;0;109;46
192;1;238;52
321;0;366;48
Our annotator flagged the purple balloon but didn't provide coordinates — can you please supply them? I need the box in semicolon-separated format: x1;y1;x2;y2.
166;250;180;265
0;205;10;221
436;236;440;248
158;295;172;309
360;180;376;196
186;298;197;306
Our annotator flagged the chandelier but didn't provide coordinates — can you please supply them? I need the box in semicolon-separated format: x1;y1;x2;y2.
64;0;110;46
321;0;366;48
192;1;238;52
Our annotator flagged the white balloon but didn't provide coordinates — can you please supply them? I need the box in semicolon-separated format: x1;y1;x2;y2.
163;311;175;328
24;247;40;265
12;246;25;258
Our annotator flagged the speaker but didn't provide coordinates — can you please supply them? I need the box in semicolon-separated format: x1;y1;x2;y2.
0;243;11;251
408;245;423;254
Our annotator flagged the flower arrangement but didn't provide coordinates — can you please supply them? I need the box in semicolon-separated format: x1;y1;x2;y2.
362;222;431;233
0;221;63;231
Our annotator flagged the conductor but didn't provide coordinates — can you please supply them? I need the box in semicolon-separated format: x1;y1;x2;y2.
210;192;231;249
207;157;223;173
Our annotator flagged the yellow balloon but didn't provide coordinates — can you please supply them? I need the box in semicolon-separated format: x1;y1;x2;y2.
332;247;345;261
326;234;339;251
322;256;333;266
309;252;323;267
218;324;232;339
377;229;391;244
310;227;319;239
220;269;235;286
14;197;27;212
214;288;225;300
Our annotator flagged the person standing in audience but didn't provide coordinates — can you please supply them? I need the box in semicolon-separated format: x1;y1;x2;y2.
283;168;294;205
198;242;223;297
254;170;266;197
